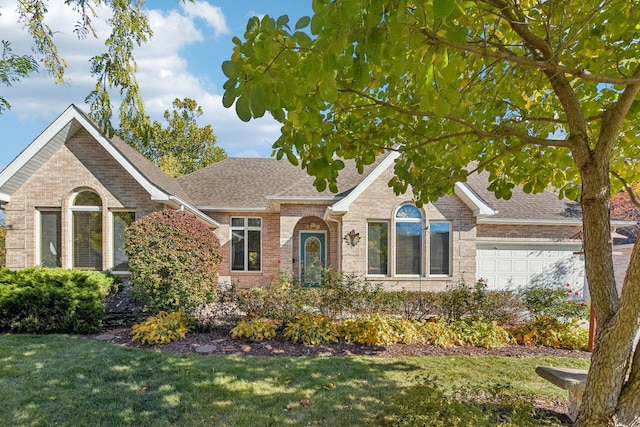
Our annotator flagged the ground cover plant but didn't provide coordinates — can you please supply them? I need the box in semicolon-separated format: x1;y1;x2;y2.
0;334;590;427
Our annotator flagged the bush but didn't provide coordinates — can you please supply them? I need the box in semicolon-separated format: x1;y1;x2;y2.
282;313;340;345
439;278;523;324
230;317;279;341
125;210;222;314
132;311;191;345
519;282;589;322
236;286;310;323
510;316;588;350
0;267;115;334
340;316;398;345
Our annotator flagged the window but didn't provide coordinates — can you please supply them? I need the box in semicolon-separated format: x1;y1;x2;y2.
395;204;423;275
367;221;388;275
230;217;261;272
429;222;451;276
39;210;61;267
112;211;135;271
71;190;102;270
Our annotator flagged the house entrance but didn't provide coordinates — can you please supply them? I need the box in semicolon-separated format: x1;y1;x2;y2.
300;232;326;286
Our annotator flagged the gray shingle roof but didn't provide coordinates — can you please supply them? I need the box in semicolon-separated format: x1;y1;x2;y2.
464;171;582;223
177;156;385;209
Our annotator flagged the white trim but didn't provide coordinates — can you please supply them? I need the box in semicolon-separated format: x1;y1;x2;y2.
330;151;401;214
109;210;136;272
454;182;497;217
393;203;424;277
167;196;219;228
366;220;390;277
229;216;263;273
477;218;584;226
476;240;583;249
428;220;453;277
0;193;10;203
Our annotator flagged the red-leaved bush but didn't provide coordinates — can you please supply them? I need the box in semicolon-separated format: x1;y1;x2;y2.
125;210;222;313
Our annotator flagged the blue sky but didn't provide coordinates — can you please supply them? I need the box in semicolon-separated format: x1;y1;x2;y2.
0;0;312;170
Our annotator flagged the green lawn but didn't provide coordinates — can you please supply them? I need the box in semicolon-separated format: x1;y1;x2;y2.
0;334;590;426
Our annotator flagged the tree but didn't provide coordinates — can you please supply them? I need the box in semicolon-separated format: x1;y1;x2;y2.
120;98;227;177
222;1;640;425
0;41;38;113
0;0;176;135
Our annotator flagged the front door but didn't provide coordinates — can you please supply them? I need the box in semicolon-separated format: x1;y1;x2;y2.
300;232;326;286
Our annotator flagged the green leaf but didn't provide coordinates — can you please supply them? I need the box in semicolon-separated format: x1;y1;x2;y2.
276;15;289;28
295;16;311;30
319;78;339;103
433;0;456;18
235;95;252;122
221;60;237;78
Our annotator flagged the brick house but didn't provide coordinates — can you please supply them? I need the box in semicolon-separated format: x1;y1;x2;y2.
0;105;597;291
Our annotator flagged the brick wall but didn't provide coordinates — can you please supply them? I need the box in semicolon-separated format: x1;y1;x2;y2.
340;165;477;291
4;129;164;269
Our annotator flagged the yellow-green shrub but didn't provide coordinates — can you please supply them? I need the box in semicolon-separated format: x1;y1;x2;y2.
340;316;398;345
449;320;514;349
510;316;588;350
132;311;191;345
230;317;279;341
282;313;340;345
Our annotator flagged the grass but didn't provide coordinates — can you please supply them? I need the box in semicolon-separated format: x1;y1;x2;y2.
0;334;590;426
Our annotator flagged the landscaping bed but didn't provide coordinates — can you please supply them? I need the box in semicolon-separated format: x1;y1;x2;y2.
100;327;591;359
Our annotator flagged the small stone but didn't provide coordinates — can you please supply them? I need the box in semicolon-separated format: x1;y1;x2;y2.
95;334;116;341
195;345;217;354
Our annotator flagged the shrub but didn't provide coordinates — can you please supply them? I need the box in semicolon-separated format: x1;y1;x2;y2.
510;316;588;350
132;311;191;345
396;290;441;320
439;278;524;324
340;316;398;346
449;320;515;349
125;210;222;314
0;267;115;334
282;313;340;345
230;317;279;341
519;282;589;322
236;286;310;323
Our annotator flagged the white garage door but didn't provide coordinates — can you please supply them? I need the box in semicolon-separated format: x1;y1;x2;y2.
476;243;585;290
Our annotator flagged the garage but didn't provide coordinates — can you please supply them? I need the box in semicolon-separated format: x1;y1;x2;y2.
476;242;585;290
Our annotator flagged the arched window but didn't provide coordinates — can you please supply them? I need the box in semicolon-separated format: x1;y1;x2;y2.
71;190;103;270
395;204;423;275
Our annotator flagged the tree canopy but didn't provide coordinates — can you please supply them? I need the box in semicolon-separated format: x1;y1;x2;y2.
119;98;227;177
223;1;640;425
0;0;168;135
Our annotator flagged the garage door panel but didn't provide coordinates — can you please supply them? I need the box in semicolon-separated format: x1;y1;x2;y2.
477;245;584;290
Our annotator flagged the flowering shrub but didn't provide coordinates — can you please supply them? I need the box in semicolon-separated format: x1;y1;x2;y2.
125;210;222;313
519;282;589;322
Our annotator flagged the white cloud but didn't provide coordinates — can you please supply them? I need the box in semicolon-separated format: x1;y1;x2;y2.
182;1;229;37
0;0;277;163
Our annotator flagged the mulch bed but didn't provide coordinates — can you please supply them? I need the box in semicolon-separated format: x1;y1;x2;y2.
99;327;591;359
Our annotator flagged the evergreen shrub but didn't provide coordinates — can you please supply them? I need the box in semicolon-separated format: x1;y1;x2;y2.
0;267;114;333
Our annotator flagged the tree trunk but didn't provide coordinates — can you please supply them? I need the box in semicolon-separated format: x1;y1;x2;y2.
575;161;640;426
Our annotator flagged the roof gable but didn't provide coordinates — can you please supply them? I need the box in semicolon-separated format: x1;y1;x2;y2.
0;105;217;227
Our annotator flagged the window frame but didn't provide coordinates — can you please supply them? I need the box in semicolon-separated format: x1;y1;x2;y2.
110;210;136;273
69;189;103;271
393;204;424;276
36;208;62;267
366;220;389;277
428;221;452;277
230;216;262;273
